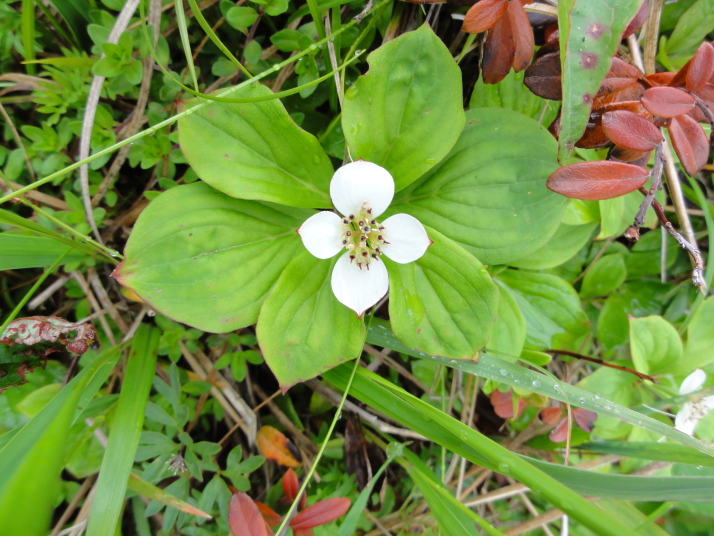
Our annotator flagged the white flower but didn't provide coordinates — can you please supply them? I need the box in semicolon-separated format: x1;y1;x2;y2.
674;369;714;436
298;161;431;316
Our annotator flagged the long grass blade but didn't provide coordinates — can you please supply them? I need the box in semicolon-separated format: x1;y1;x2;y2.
174;0;199;92
21;0;36;75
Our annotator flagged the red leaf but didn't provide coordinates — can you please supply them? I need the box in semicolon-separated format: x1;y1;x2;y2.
540;407;563;426
601;110;662;151
622;0;649;40
668;114;710;176
641;87;696;117
598;57;641;97
645;72;676;87
608;146;652;168
524;51;561;100
490;389;515;419
289;498;351;531
462;0;508;34
687;42;714;92
573;408;598;432
508;0;534;72
282;468;300;503
547;161;650;200
482;13;516;84
229;493;271;536
255;502;283;527
549;418;570;443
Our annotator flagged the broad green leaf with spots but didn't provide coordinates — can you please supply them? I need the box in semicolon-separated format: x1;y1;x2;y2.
257;251;366;390
390;108;568;266
342;24;464;191
114;182;311;333
178;84;333;208
557;0;645;161
386;227;499;360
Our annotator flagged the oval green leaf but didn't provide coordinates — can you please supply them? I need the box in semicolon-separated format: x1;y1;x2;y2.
629;315;683;375
115;182;311;333
342;24;465;191
386;227;499;360
389;108;568;266
178;84;333;208
257;251;366;390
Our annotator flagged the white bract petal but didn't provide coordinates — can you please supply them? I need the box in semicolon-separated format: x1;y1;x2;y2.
675;403;697;436
679;369;706;395
703;395;714;411
298;211;344;259
381;213;431;264
331;252;389;316
330;161;394;218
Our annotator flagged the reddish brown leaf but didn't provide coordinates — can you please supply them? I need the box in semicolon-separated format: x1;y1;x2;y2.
608;146;652;168
524;51;561;100
601;110;662;151
573;408;598;432
508;0;534;72
687;43;714;92
290;498;351;531
598;57;641;97
482;12;516;84
668;114;710;176
622;0;649;39
282;468;300;502
547;161;650;200
462;0;508;34
549;418;570;443
257;426;302;468
255;502;282;527
490;389;526;419
229;493;271;536
645;72;676;87
641;87;696;117
540;407;563;426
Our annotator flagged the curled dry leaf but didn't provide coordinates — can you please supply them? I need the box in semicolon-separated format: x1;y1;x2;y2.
257;425;302;468
508;0;534;73
482;13;515;84
641;87;696;118
289;498;351;531
668;114;710;176
601;110;662;151
462;0;508;34
1;316;95;354
547;161;650;200
228;492;272;536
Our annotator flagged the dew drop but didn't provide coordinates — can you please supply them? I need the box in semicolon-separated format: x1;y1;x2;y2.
532;380;541;388
499;369;508;377
497;462;510;474
553;384;561;393
579;397;586;404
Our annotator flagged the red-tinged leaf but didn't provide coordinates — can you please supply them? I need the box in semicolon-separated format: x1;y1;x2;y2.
294;530;314;536
257;426;302;468
508;0;534;72
608;146;652;168
547;161;650;200
598;57;641;97
645;72;676;87
549;418;570;443
544;23;559;43
687;43;714;92
462;0;508;34
689;84;714;122
622;0;649;39
668;114;710;176
1;316;96;354
524;51;561;100
490;389;526;419
228;493;272;536
540;407;563;426
255;502;282;527
573;408;598;432
289;498;351;531
602;110;662;151
482;12;515;84
282;468;300;502
641;87;696;117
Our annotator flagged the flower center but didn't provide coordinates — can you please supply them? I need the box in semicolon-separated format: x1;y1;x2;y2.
340;202;389;270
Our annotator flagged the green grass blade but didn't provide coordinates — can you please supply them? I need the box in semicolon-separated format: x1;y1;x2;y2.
21;0;36;75
366;319;714;458
128;473;211;519
174;0;199;92
45;0;92;49
0;234;88;270
579;441;714;468
86;324;160;536
0;348;119;536
323;366;640;536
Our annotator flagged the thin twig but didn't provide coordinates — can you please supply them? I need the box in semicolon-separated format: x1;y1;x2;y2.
633;143;665;229
643;0;664;75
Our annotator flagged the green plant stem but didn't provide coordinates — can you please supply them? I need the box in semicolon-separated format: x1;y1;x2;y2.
0;247;71;334
273;356;361;536
174;0;199;92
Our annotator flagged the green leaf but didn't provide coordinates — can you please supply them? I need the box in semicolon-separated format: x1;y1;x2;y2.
115;182;311;333
178;84;333;208
663;0;714;58
580;253;627;298
87;325;160;536
225;6;259;30
496;269;590;351
487;282;526;362
469;68;559;126
510;222;597;270
270;29;303;51
678;296;714;372
342;24;465;191
256;251;366;389
625;230;677;279
390;108;568;266
629;315;682;375
557;0;644;161
580;441;714;468
0;234;88;270
386;227;498;360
